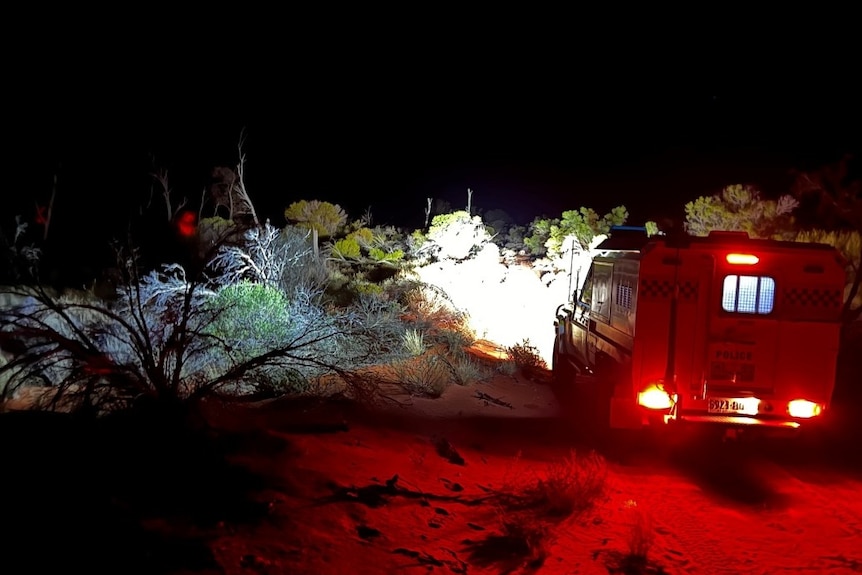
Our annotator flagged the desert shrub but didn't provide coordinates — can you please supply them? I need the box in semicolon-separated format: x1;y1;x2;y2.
483;509;550;570
433;327;475;358
534;449;608;517
330;237;362;261
407;230;428;260
342;292;411;363
206;281;291;359
329;227;408;268
350;279;384;297
400;281;470;333
448;355;490;385
499;449;608;518
496;359;519;377
348;227;374;246
506;339;547;372
368;246;404;264
389;353;451;397
401;328;427;357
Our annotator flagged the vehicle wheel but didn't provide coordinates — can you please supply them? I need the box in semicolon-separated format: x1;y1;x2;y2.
551;339;582;420
551;337;577;387
590;356;625;444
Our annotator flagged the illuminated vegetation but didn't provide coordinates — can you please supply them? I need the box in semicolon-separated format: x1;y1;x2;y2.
284;199;348;238
2;148;860;417
525;205;629;258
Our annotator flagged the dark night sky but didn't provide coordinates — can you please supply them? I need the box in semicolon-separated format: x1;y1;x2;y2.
5;25;861;278
12;91;859;222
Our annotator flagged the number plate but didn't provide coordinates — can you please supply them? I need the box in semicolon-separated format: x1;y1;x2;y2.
707;397;759;415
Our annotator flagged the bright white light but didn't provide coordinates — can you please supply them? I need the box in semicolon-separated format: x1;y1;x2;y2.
736;396;761;416
638;384;674;410
787;399;822;419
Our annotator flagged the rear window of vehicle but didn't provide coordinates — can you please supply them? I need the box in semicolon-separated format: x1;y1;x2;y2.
722;275;775;314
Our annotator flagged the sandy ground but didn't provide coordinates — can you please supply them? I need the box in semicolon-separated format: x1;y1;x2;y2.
2;349;862;575
198;356;862;575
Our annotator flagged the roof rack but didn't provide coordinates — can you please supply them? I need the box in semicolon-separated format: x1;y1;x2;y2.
610;225;648;233
707;230;751;240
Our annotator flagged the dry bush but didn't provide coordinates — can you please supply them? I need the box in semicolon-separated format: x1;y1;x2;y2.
448;355;491;386
431;327;476;359
466;502;550;572
498;449;608;519
603;500;660;575
496;359;519;377
470;449;609;572
506;339;547;372
626;503;655;566
491;508;551;569
401;282;471;333
387;353;452;397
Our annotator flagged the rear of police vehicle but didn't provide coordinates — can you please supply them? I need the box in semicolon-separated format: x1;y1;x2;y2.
626;231;846;435
554;228;847;438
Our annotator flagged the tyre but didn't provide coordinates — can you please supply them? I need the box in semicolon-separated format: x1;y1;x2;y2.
551;336;577;387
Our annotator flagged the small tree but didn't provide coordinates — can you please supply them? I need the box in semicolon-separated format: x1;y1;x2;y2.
284;200;348;239
684;184;798;239
525;206;629;259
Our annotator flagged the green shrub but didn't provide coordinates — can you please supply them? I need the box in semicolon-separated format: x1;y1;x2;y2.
351;280;384;297
208;281;292;359
331;237;362;260
368;247;404;263
348;227;374;246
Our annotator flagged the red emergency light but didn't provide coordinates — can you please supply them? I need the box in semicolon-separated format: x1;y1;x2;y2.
726;253;759;265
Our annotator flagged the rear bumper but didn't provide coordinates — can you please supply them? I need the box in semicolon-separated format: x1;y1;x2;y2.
674;413;803;429
611;397;825;432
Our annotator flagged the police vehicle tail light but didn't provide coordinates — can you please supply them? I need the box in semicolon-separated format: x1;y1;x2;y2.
637;383;676;410
726;253;759;265
787;399;823;419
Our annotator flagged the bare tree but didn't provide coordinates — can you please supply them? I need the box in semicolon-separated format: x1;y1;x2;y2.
232;132;260;227
205;131;260;227
152;167;188;222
